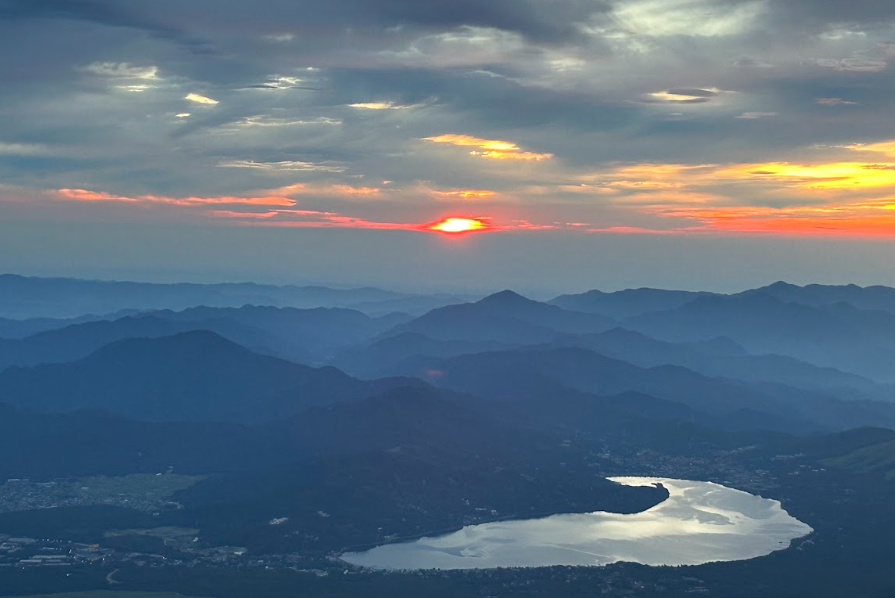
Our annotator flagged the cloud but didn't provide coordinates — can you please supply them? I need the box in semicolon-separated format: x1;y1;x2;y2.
210;208;494;233
771;0;895;33
348;101;414;110
6;0;895;250
736;112;777;119
263;33;295;43
817;57;888;72
217;160;346;173
185;93;219;105
263;183;382;197
330;185;381;196
715;161;895;189
246;75;306;90
0;141;50;156
731;56;774;68
610;0;767;37
81;62;158;79
816;98;857;106
424;134;553;161
0;0;213;52
310;0;606;44
212;210;555;234
847;140;895;156
349;102;394;110
658;200;895;236
205;209;280;219
57;188;295;206
232;115;340;127
116;84;152;92
433;189;496;199
646;88;721;104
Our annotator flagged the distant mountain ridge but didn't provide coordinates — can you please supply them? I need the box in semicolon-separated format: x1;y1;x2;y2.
0;331;420;423
623;292;895;381
557;327;884;399
551;282;895;319
0;312;124;339
385;290;616;344
0;305;412;372
141;304;411;364
0;273;470;319
393;345;895;433
550;288;714;318
739;281;895;315
0;315;219;373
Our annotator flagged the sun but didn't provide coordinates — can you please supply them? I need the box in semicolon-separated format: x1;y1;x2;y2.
429;218;489;233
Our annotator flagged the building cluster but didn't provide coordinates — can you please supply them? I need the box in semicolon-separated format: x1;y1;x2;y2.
0;535;115;568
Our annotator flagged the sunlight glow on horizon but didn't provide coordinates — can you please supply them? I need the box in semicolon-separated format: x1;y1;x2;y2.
429;218;490;233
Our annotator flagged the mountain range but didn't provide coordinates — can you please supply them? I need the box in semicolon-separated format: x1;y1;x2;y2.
0;273;469;319
0;331;418;423
4;274;895;597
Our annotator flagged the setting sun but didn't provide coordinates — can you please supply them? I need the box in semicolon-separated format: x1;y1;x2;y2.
429;218;489;233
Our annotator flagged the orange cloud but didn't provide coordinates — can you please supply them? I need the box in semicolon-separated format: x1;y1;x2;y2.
263;183;381;197
209;208;416;230
568;153;895;233
205;210;280;219
54;186;505;234
507;220;556;230
424;134;552;161
58;188;296;207
656;199;895;236
207;206;499;233
715;162;895;189
330;185;381;196
575;164;720;194
848;141;895;156
433;189;497;199
585;157;895;193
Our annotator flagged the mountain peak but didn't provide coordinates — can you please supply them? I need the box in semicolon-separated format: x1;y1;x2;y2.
477;290;535;307
760;281;800;292
88;329;253;362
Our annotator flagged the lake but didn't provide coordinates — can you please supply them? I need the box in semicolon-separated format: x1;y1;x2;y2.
341;477;813;570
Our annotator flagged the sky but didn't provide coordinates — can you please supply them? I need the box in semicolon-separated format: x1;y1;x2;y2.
2;0;895;293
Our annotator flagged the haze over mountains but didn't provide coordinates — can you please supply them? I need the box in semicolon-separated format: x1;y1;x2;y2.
0;274;468;319
3;274;895;597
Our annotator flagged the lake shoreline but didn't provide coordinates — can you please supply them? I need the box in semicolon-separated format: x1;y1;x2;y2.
342;477;813;571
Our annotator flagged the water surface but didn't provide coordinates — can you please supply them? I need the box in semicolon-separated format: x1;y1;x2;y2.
342;477;813;570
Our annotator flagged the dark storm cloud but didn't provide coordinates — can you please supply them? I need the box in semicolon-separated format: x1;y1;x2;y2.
0;0;214;52
767;0;895;31
292;0;608;43
0;0;149;28
321;65;639;148
347;0;608;42
0;0;608;45
268;0;609;43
